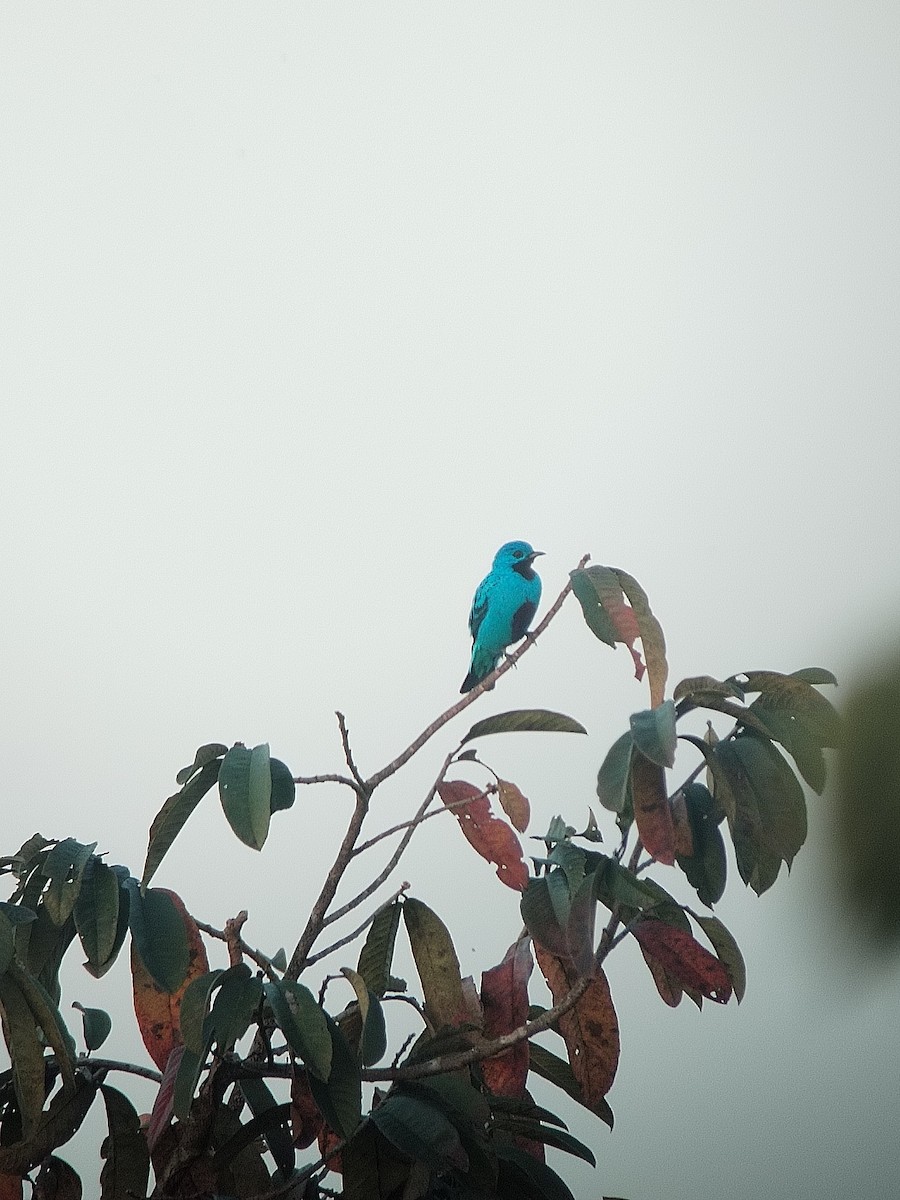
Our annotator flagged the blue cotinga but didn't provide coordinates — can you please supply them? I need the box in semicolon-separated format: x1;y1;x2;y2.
460;541;543;693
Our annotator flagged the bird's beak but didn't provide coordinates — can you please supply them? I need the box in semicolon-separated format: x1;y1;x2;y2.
530;551;545;560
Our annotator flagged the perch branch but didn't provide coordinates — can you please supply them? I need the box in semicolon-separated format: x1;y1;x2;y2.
364;555;589;792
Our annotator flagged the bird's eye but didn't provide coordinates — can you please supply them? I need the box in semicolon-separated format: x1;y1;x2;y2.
513;550;524;558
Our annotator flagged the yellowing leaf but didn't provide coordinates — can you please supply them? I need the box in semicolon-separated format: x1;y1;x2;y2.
497;780;530;833
533;944;619;1104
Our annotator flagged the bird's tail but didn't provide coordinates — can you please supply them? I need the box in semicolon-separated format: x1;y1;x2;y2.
460;651;500;693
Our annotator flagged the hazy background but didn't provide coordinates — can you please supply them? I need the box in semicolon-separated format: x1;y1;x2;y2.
2;4;899;1197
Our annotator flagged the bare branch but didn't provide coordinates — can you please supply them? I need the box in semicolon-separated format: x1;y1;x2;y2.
352;784;494;856
320;750;455;932
293;772;359;789
79;1057;162;1084
336;710;366;790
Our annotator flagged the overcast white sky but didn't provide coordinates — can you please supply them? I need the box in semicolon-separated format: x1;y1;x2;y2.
2;4;899;1198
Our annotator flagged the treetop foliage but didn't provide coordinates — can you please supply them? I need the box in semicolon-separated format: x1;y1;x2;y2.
0;557;840;1198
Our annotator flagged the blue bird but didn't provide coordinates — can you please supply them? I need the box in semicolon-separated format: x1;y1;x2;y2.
460;541;544;693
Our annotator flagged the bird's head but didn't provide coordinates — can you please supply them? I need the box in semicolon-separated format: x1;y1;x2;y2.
493;541;544;570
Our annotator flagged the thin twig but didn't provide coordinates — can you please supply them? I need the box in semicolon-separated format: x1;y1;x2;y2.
337;711;367;791
364;556;589;793
320;750;455;932
293;772;358;789
352;785;494;856
303;883;411;967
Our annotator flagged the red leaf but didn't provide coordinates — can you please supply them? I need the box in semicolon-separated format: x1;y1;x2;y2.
146;1045;183;1151
587;569;646;681
480;937;534;1097
317;1125;343;1174
633;920;732;1003
534;944;619;1104
291;1069;325;1150
630;751;676;865
131;889;210;1070
438;781;530;891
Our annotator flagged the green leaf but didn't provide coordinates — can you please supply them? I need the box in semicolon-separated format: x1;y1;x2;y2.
0;1074;97;1175
269;757;296;813
206;963;263;1051
520;879;568;959
569;567;620;647
370;1092;468;1173
410;1073;492;1128
403;898;468;1029
341;967;387;1067
596;732;633;813
673;675;745;703
496;1143;576;1200
239;1077;295;1179
74;859;121;971
14;905;77;1005
462;710;587;744
82;869;131;979
73;1002;112;1051
679;734;738;822
264;979;332;1081
99;1083;151;1200
141;759;222;890
0;971;47;1135
676;784;728;907
630;701;677;768
218;744;273;851
357;901;402;998
493;1115;596;1166
175;742;228;786
173;1045;205;1121
0;912;14;978
690;912;747;1003
34;1156;82;1198
0;901;38;924
306;1012;361;1139
9;961;76;1090
179;969;223;1055
791;667;837;686
126;882;190;992
720;735;807;872
735;670;841;747
41;839;97;928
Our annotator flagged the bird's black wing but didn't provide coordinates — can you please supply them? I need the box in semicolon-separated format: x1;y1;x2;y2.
468;580;490;641
510;599;537;644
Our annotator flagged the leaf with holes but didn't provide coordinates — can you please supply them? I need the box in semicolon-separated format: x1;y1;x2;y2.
438;780;529;891
633;919;732;1003
533;944;619;1104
